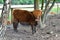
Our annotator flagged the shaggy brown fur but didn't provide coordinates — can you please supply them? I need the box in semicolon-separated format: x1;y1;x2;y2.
13;9;42;34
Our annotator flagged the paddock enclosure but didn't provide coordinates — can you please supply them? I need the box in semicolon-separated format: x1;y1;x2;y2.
0;0;60;40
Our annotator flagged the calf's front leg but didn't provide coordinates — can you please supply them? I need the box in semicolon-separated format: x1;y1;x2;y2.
31;24;36;34
13;21;18;32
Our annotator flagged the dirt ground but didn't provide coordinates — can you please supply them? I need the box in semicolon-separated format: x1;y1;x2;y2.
1;14;60;40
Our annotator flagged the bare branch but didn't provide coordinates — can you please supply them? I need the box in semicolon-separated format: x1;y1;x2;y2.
44;0;50;13
41;0;44;10
46;0;56;14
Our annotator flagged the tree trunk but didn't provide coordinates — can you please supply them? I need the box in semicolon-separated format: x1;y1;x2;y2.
40;0;50;29
40;0;56;29
46;0;56;14
34;0;39;10
42;0;50;23
0;0;11;38
41;0;44;10
43;0;56;24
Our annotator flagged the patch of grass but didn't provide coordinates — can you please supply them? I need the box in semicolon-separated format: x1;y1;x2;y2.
50;7;60;13
8;13;11;20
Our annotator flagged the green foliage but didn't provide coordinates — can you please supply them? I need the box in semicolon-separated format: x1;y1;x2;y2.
0;0;60;4
0;0;3;4
56;0;60;3
39;0;47;3
11;0;34;5
50;7;60;13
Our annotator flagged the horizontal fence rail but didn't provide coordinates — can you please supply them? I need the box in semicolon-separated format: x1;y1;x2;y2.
0;3;60;10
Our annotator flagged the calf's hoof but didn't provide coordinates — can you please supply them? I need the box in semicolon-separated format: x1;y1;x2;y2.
32;30;36;34
14;29;18;32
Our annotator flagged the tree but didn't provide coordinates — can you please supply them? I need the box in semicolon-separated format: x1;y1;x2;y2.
0;0;11;38
40;0;56;29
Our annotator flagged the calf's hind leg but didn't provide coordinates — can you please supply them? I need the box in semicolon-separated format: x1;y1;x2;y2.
13;21;18;32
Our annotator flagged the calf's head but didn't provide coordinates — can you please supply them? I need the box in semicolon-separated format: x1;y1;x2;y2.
32;10;42;21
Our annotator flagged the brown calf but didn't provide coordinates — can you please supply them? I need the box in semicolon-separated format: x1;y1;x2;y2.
13;9;42;34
